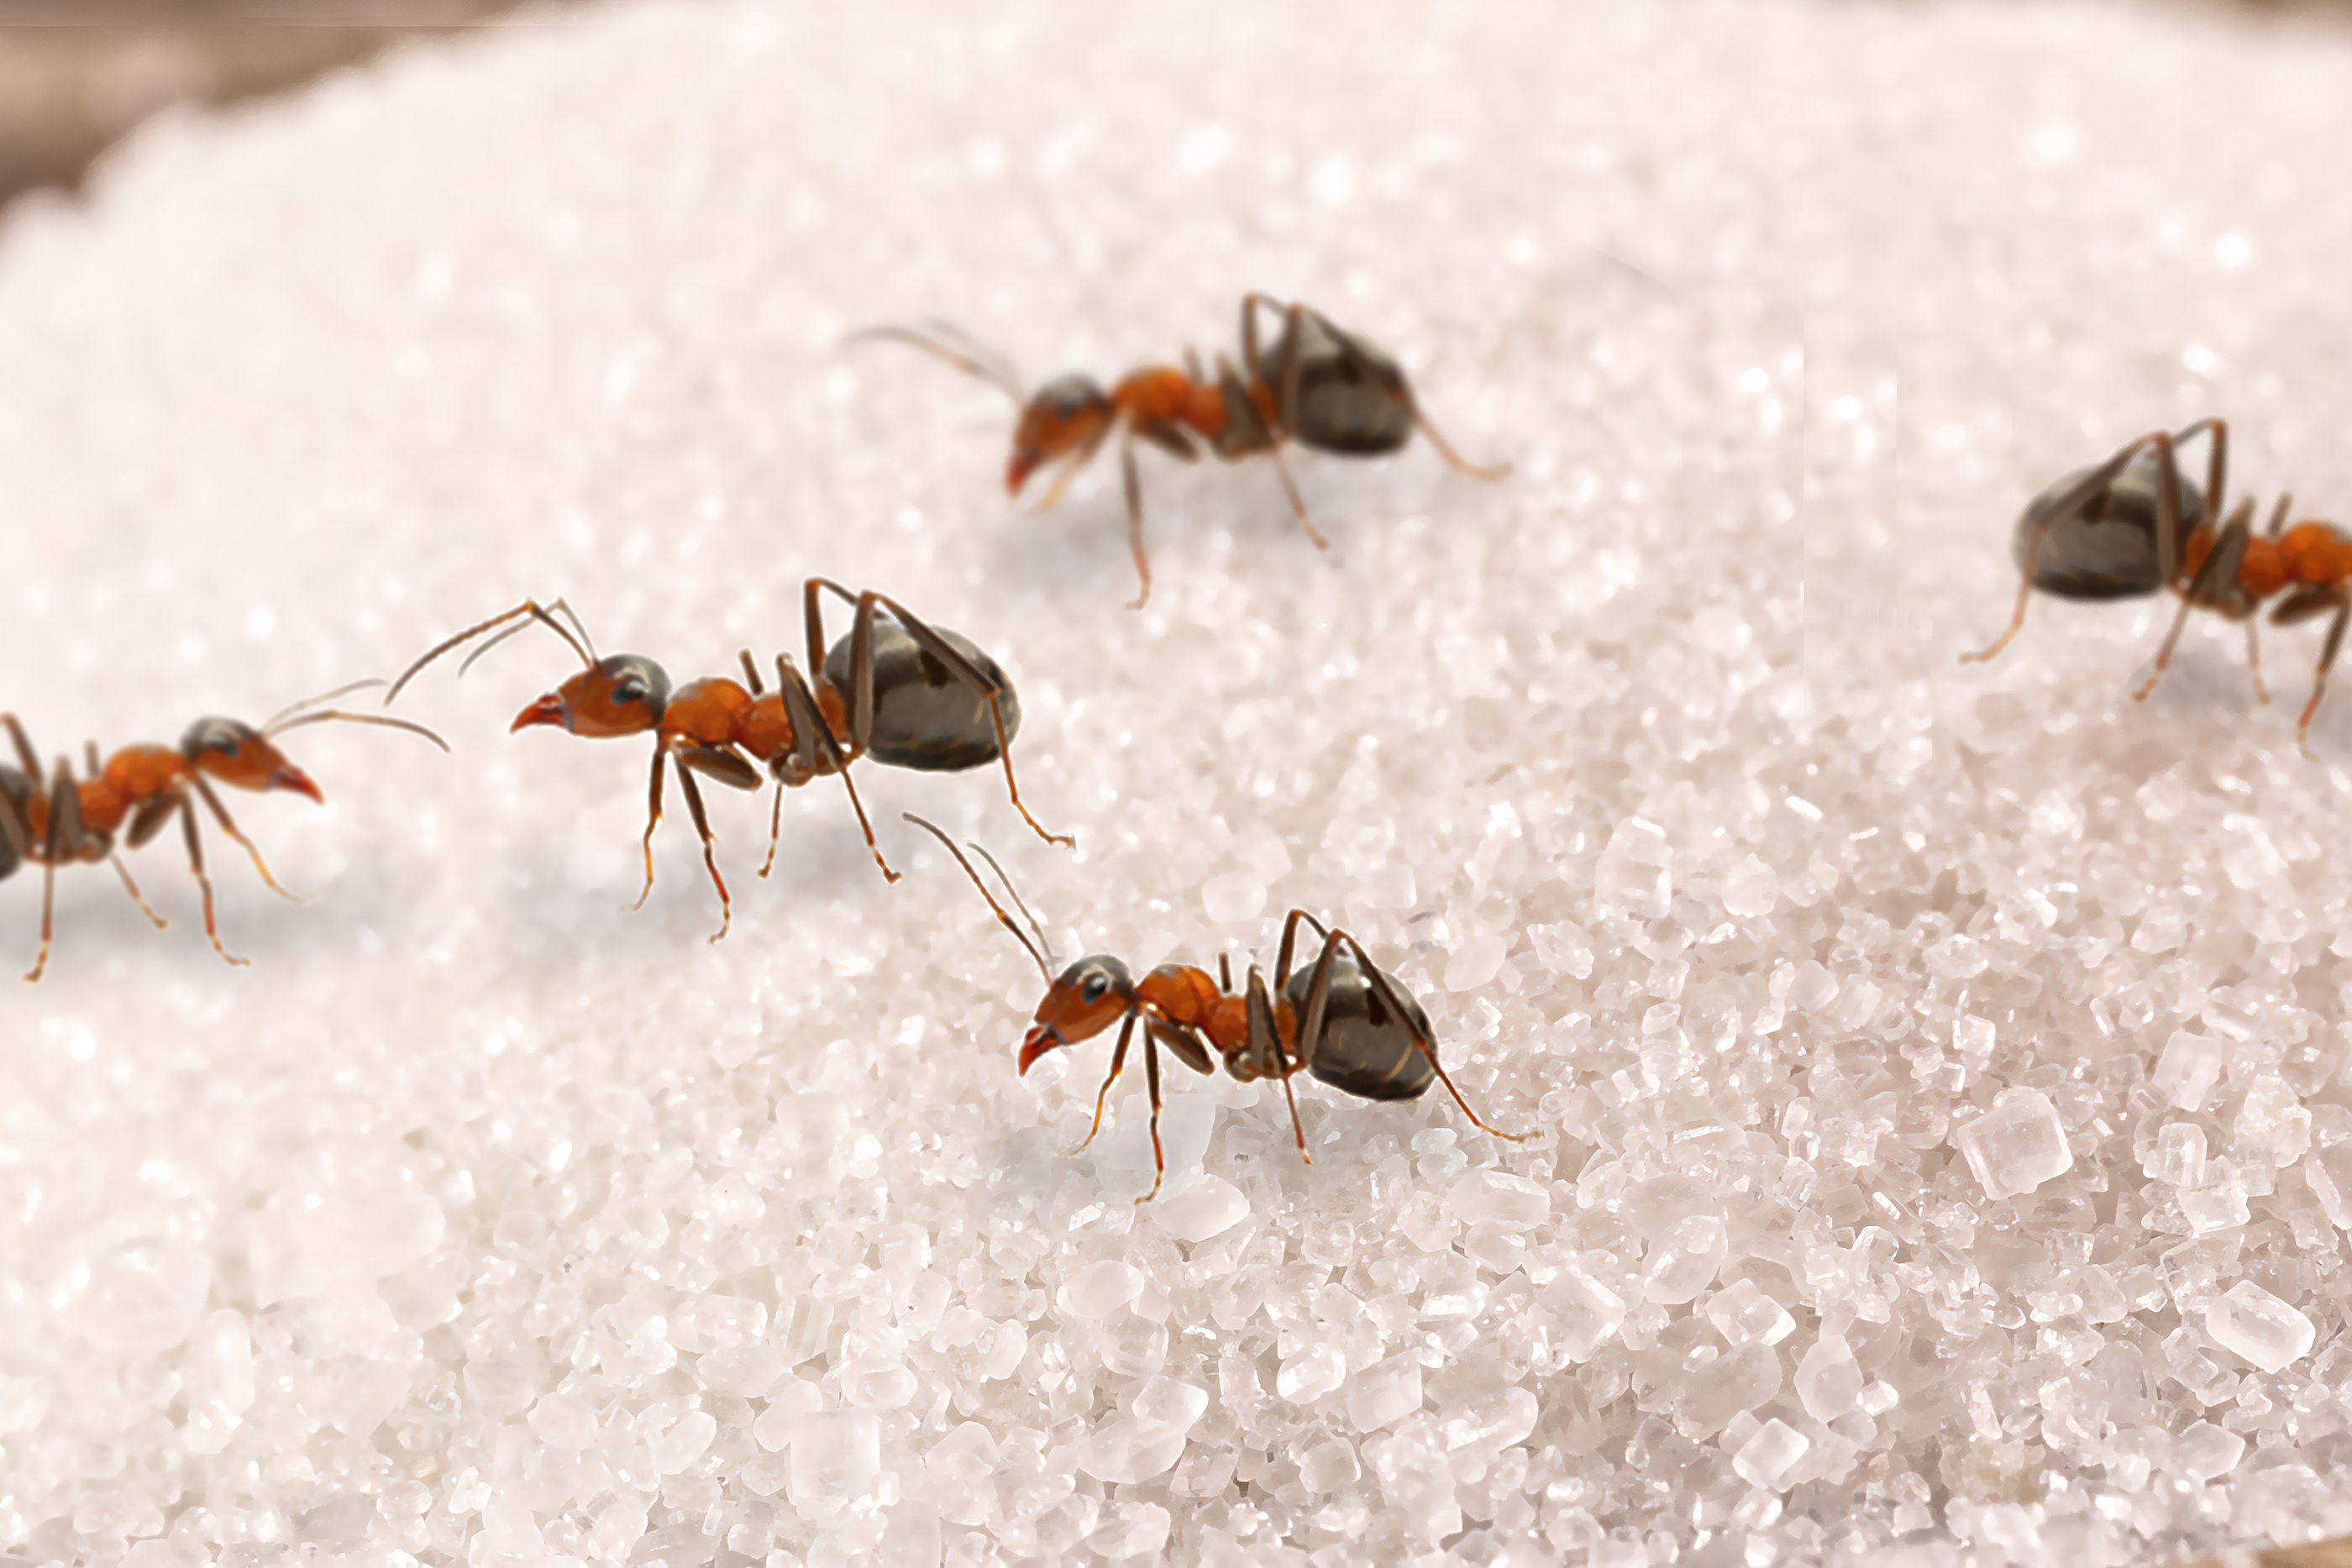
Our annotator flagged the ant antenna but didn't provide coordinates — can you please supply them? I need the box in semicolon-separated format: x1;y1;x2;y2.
904;813;1053;983
385;598;596;705
965;836;1056;968
263;679;450;750
847;319;1026;406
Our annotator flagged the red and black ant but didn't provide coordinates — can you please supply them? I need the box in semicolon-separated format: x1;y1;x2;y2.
853;293;1509;607
906;815;1526;1203
383;583;1070;942
0;682;446;981
1964;418;2352;756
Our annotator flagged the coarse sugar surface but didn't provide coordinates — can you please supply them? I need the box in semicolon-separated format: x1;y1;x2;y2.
4;1;2352;1565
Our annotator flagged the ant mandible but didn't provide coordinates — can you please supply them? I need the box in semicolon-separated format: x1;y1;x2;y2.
853;292;1509;608
0;682;446;981
383;583;1071;942
906;815;1527;1203
1963;418;2352;757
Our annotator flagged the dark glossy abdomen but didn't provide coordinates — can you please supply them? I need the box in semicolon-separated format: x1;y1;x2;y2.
0;765;28;883
2015;452;2206;600
1257;316;1415;458
822;621;1021;773
1284;953;1436;1102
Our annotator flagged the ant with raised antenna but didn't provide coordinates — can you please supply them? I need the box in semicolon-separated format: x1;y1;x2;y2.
383;583;1070;942
853;292;1509;608
1964;418;2352;756
0;681;447;981
906;815;1527;1203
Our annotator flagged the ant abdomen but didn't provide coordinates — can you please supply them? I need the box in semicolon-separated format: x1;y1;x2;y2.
822;620;1022;773
1284;952;1438;1102
0;765;28;884
1257;313;1415;458
2015;448;2207;600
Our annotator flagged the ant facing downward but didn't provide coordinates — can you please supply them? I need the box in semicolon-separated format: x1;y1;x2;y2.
0;682;446;981
1964;418;2352;757
854;292;1509;607
384;581;1070;942
907;815;1527;1203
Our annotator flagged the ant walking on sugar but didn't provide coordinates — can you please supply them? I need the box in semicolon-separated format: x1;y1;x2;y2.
383;583;1069;942
1963;418;2352;756
0;682;446;980
906;815;1526;1203
853;293;1509;607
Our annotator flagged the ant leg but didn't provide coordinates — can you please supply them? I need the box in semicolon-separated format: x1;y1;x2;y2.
759;780;785;878
2294;595;2352;760
3;714;41;778
2248;621;2271;705
1137;1031;1169;1204
25;861;56;983
191;778;302;904
176;794;247;968
2266;493;2293;538
2134;508;2252;704
633;744;669;911
815;584;1074;848
22;758;84;983
1069;1013;1136;1155
1336;926;1530;1143
110;855;169;930
1120;432;1155;610
773;654;896;882
673;764;732;944
1244;965;1310;1162
738;649;765;695
1413;406;1513;481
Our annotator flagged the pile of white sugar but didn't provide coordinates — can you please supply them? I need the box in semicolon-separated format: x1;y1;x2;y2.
6;1;2352;1564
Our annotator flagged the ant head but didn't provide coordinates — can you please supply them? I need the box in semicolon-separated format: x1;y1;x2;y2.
181;717;321;802
512;653;671;738
1007;374;1112;495
1021;954;1135;1073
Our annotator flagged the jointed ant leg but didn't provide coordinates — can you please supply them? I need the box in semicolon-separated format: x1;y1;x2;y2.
633;744;669;910
1414;407;1512;480
1333;927;1530;1141
759;781;785;878
2134;505;2252;703
3;715;41;779
673;764;732;943
1119;433;1154;610
192;777;302;904
773;654;896;882
2248;621;2271;705
1138;1032;1168;1204
1071;1013;1136;1155
110;854;169;930
27;861;56;983
178;791;247;968
2297;599;2352;760
24;759;82;983
810;580;1073;847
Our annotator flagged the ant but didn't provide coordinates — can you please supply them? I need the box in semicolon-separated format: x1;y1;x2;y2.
0;682;446;981
906;815;1526;1203
383;583;1070;942
853;292;1509;607
1963;418;2352;757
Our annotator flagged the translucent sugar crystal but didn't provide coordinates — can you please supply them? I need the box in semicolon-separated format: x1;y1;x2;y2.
1705;1280;1795;1347
1720;855;1778;919
1347;1351;1425;1432
1544;1265;1629;1362
2205;1282;2316;1373
1795;1333;1865;1421
2171;1420;2247;1481
1955;1088;2073;1200
2154;1031;2227;1113
1058;1259;1145;1319
1642;1215;1727;1304
1151;1176;1251;1242
1081;1378;1207;1485
2151;1123;2208;1188
1732;1419;1811;1491
73;1240;213;1357
1299;1436;1362;1492
1449;1169;1551;1231
790;1411;881;1508
2308;1143;2352;1229
1278;1342;1347;1403
1596;816;1673;920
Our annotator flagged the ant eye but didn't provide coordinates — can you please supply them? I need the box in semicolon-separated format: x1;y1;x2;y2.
1079;973;1109;1004
613;679;645;705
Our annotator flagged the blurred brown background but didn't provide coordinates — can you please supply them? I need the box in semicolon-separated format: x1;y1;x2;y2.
0;2;538;209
